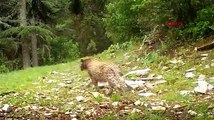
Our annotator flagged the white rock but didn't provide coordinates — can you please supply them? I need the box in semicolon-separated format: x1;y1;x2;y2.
131;108;141;113
138;92;156;97
186;68;196;72
2;104;10;112
151;106;166;111
201;54;208;57
51;71;58;74
91;92;100;98
76;96;84;102
134;100;141;106
201;57;207;61
44;112;52;116
205;65;210;68
125;80;145;89
71;118;78;120
123;68;151;77
185;72;195;78
58;83;66;87
194;81;213;93
211;63;214;67
66;80;72;84
173;104;182;109
112;102;119;107
188;110;197;115
154;80;167;85
198;74;206;81
68;101;74;105
180;90;191;95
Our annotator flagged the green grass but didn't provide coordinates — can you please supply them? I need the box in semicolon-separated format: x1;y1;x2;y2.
0;41;214;119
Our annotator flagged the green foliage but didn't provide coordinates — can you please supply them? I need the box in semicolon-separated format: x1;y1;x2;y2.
127;113;143;120
111;93;122;102
40;37;80;64
0;26;54;40
185;6;214;39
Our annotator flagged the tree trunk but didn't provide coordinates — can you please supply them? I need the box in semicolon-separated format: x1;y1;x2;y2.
31;16;39;67
20;0;31;69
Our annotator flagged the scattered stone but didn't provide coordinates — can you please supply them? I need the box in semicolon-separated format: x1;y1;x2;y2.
201;57;207;61
125;80;145;89
76;96;84;102
211;63;214;67
173;104;182;109
198;74;206;81
91;92;101;98
138;92;156;97
134;100;141;106
151;106;166;111
51;71;58;74
185;72;195;78
186;68;196;72
68;102;74;105
194;81;214;93
44;112;52;117
58;83;67;87
154;80;167;85
180;90;191;95
71;118;78;120
188;110;197;116
66;80;73;84
209;77;214;80
112;102;119;107
123;68;151;77
2;104;10;112
131;108;141;113
201;54;208;57
170;59;184;64
162;66;169;71
205;65;210;68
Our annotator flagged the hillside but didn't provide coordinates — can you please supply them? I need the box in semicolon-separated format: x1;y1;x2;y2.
0;41;214;120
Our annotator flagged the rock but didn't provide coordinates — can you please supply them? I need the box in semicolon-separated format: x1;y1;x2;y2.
198;74;206;81
71;118;78;120
173;104;182;109
125;80;145;89
185;72;195;78
211;63;214;67
91;92;101;98
134;100;141;106
76;96;84;102
201;54;208;57
154;80;167;85
180;90;191;95
205;65;210;68
44;112;52;117
123;68;151;77
194;81;214;93
151;106;166;111
58;83;67;87
112;102;119;107
188;110;197;116
131;108;141;113
2;104;10;112
66;80;72;84
201;57;207;60
170;59;184;64
51;71;58;74
68;101;74;105
186;68;196;72
138;92;156;97
162;66;169;71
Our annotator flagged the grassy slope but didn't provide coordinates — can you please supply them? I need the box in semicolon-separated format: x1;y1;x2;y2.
0;41;214;119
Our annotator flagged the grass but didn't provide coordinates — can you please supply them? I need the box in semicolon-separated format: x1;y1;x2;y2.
0;41;214;119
